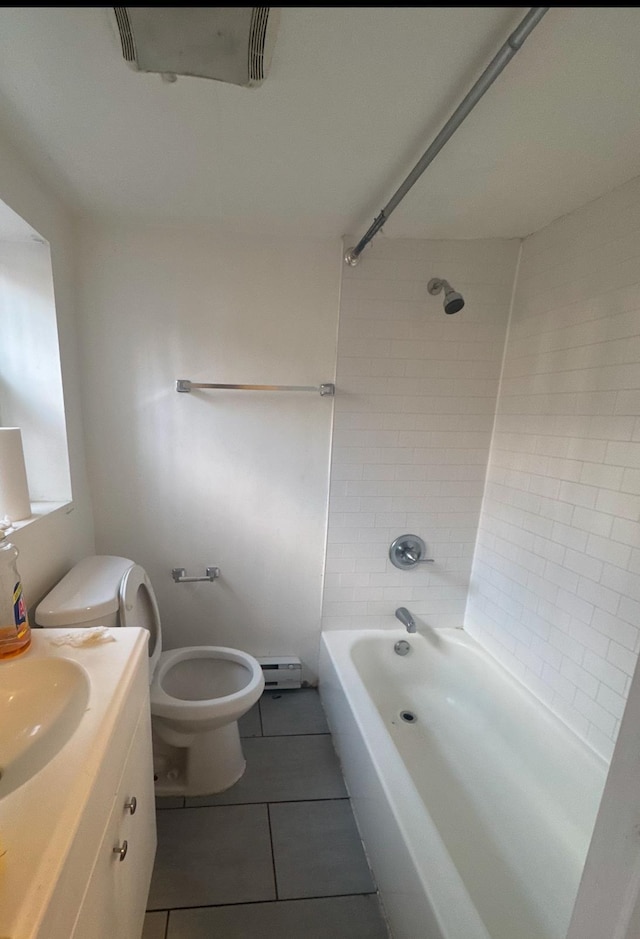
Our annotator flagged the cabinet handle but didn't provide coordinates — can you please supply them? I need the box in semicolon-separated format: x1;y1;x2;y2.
124;796;137;816
113;840;128;862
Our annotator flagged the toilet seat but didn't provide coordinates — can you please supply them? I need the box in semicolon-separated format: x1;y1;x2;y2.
150;646;264;724
119;564;162;677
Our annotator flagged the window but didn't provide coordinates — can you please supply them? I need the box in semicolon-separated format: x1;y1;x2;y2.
0;198;71;522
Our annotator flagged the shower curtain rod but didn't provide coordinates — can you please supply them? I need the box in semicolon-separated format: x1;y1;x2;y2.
344;6;549;266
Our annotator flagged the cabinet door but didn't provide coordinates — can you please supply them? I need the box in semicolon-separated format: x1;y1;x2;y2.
71;705;157;939
70;799;120;939
115;706;157;939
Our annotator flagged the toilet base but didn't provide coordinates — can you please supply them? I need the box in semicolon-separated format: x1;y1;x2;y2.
152;719;247;797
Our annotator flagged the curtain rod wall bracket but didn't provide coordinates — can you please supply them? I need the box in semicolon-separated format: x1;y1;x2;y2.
345;210;387;266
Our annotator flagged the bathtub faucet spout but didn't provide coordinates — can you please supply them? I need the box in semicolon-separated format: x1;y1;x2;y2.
395;607;416;633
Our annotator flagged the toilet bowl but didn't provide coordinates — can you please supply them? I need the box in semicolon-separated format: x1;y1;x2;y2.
150;645;264;794
35;555;264;796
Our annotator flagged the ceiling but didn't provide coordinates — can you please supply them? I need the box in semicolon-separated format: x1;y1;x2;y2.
0;7;640;241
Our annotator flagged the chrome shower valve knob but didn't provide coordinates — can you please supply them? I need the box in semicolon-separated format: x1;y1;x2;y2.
389;535;435;570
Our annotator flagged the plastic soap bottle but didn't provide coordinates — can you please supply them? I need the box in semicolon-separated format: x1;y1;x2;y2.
0;528;31;658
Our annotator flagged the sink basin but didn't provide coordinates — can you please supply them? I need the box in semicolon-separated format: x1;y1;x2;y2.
0;655;90;797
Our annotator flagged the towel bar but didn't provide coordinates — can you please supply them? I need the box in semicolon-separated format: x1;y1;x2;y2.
176;379;335;396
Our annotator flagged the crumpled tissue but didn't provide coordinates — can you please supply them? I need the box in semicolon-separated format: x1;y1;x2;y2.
47;627;116;647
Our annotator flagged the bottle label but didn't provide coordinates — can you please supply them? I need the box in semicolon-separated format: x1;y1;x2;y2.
13;580;27;628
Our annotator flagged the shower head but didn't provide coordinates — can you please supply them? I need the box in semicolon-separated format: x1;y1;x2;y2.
427;278;465;315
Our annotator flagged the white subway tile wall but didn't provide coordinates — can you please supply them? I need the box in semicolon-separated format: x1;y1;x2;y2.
466;175;640;761
322;238;520;633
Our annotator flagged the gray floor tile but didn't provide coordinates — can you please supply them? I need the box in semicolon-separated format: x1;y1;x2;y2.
167;895;390;939
147;805;275;910
142;910;168;939
185;735;347;806
270;800;376;900
238;701;262;737
155;796;185;809
260;688;329;736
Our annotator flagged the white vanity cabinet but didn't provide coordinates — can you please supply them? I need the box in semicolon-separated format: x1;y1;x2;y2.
0;629;157;939
70;702;156;939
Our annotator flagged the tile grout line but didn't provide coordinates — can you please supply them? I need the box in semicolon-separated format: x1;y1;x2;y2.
164;796;350;811
257;696;265;736
148;889;380;915
242;731;331;738
265;802;279;902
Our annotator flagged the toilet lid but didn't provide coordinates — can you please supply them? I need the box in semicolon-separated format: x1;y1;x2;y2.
119;564;162;676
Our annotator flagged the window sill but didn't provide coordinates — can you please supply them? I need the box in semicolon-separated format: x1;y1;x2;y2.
8;501;74;533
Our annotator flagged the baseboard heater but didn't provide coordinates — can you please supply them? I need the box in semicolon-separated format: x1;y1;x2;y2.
258;656;302;690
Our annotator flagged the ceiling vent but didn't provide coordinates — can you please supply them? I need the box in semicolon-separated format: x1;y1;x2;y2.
111;7;280;87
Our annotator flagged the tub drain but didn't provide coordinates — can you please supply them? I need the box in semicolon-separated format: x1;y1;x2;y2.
400;710;417;724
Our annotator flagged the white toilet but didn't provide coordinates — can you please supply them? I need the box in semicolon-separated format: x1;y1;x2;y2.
35;555;264;796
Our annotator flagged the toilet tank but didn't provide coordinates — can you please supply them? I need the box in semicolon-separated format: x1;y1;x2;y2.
35;556;135;628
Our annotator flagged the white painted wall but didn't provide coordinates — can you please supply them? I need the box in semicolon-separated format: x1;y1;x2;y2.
77;223;341;680
321;236;519;632
0;127;94;610
466;175;640;760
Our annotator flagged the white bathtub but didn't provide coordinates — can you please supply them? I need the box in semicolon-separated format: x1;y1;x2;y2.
319;628;607;939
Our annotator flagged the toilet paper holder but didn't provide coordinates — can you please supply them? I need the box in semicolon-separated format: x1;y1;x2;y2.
172;566;220;583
